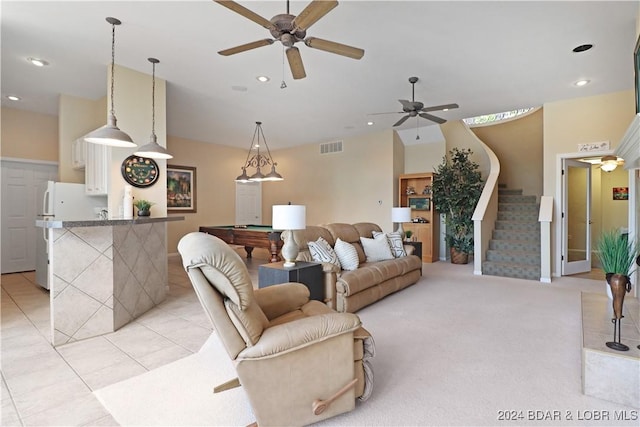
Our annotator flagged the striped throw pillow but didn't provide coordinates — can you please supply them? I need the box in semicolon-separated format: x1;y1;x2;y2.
373;231;407;258
334;238;359;271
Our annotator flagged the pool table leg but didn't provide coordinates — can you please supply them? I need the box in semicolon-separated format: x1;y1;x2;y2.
244;246;254;258
269;241;280;263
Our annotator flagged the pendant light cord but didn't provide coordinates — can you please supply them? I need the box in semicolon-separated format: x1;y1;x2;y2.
110;22;116;116
151;61;156;137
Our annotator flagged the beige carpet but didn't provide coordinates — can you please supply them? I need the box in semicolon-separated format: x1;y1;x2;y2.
95;262;639;426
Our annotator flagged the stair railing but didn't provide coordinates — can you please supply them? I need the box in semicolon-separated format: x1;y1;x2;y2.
538;196;553;282
471;138;500;275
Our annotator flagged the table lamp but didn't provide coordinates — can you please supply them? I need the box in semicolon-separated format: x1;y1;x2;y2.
391;207;412;237
272;205;306;267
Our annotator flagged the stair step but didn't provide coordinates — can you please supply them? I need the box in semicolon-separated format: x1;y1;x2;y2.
498;188;523;195
482;261;541;281
498;211;538;221
492;229;539;241
489;239;540;252
499;203;540;212
486;249;540;266
498;194;537;204
495;220;540;232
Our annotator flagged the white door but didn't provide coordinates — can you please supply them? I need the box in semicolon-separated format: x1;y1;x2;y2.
562;159;592;275
1;160;57;273
235;182;261;225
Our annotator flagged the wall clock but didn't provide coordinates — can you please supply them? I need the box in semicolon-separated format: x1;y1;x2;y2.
121;155;159;187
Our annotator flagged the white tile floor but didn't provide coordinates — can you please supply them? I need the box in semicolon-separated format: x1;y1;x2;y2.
1;248;267;427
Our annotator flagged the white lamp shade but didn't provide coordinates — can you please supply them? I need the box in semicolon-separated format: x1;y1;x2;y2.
272;205;306;230
392;207;412;223
85;114;136;148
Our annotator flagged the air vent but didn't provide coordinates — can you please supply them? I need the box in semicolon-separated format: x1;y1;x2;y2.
320;140;343;154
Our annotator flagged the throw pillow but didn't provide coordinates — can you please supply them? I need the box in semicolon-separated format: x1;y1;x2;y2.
360;234;394;262
334;238;359;271
307;237;340;268
373;231;407;258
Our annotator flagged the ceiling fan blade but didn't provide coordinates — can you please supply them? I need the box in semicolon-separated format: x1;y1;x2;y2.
304;37;364;60
393;115;410;127
214;1;276;31
368;111;404;116
218;39;274;56
421;103;459;113
286;47;307;80
419;113;446;124
292;0;338;32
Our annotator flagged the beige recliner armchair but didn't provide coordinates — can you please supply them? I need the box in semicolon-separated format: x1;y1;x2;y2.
178;232;375;427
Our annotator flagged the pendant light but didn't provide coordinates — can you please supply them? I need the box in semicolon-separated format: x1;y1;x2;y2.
134;58;173;159
85;17;136;148
235;122;283;182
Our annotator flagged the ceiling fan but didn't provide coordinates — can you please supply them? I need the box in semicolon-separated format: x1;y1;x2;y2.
214;0;365;80
371;77;459;127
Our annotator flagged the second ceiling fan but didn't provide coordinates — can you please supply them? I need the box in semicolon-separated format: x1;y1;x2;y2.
214;0;365;80
372;77;459;127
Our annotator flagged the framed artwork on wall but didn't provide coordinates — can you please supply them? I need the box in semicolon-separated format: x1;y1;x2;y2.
635;34;640;114
612;187;629;200
167;165;197;213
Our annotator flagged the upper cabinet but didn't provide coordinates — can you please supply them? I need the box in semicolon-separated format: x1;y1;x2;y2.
85;142;110;196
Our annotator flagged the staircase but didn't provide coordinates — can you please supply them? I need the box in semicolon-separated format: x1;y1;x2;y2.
482;186;541;281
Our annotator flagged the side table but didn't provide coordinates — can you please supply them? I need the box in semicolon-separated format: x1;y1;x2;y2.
258;261;324;302
404;241;423;260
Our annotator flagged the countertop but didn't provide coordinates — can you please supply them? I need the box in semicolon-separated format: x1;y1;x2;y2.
36;216;185;228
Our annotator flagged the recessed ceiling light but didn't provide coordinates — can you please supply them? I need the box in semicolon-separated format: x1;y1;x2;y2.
367;121;374;126
27;57;49;67
256;76;270;83
575;79;590;87
572;44;593;53
6;95;21;101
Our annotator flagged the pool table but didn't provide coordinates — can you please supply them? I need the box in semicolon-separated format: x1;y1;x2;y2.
199;225;283;262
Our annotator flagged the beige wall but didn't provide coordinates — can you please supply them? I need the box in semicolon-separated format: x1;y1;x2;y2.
404;141;446;174
543;89;635;276
166;135;247;253
262;129;397;230
58;94;105;183
392;131;405;206
1;108;58;162
471;108;543;196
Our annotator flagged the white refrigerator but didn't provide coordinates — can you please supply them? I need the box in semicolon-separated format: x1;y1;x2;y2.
35;181;108;289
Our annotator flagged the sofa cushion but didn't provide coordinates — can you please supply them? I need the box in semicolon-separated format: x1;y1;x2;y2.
360;234;394;262
334;238;359;271
336;255;422;296
373;231;407;258
308;237;341;268
325;223;366;264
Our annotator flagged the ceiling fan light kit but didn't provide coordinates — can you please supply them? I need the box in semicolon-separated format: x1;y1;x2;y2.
600;155;619;172
214;0;364;80
85;17;136;148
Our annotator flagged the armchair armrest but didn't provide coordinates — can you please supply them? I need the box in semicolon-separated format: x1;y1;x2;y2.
254;283;310;320
238;312;361;359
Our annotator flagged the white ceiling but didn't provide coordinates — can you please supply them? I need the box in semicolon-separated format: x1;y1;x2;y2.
2;1;638;151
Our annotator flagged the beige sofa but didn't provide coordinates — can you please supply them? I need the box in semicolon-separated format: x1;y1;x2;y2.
288;222;422;313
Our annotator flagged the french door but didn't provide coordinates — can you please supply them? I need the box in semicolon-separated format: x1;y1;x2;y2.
562;159;592;275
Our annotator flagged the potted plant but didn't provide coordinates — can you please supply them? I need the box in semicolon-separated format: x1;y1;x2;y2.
596;229;639;300
133;199;154;217
431;148;484;264
404;230;413;242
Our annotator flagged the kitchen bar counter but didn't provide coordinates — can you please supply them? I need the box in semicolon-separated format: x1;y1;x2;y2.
36;216;183;346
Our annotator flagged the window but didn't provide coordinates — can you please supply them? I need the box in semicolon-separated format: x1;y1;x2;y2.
463;107;538;127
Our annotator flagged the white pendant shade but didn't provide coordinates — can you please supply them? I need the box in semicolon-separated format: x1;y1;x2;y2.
134;134;173;159
85;114;136;148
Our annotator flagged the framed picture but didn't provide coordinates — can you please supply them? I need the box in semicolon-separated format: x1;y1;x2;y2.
612;187;629;201
635;34;640;114
408;196;430;211
167;165;197;213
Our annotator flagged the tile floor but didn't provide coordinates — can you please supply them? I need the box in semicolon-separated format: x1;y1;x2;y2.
1;248;268;427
